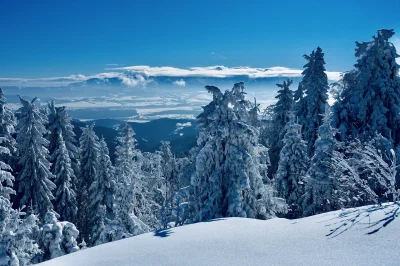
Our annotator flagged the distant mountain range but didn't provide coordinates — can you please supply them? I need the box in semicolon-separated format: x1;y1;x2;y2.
0;69;339;122
72;118;198;161
2;71;305;99
0;72;309;122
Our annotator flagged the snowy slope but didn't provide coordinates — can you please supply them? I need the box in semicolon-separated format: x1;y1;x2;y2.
40;203;400;266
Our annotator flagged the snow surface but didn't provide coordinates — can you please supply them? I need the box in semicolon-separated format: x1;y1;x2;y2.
40;203;400;266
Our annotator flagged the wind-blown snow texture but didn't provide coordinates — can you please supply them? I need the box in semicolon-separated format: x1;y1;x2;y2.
40;203;400;266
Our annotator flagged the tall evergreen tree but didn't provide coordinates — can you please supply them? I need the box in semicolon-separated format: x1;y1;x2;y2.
268;79;294;177
77;123;99;242
0;135;18;264
273;79;294;132
295;51;314;128
47;101;80;187
158;141;178;228
192;82;276;221
275;113;308;218
302;105;340;216
16;96;55;218
0;93;40;265
89;137;116;245
299;47;329;156
52;132;77;222
114;124;148;236
0;88;17;166
332;29;400;146
158;141;176;204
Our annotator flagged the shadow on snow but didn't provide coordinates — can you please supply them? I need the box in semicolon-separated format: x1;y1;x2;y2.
154;228;173;238
322;203;399;238
153;218;226;238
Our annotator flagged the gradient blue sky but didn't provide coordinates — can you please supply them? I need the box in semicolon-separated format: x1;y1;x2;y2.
1;0;399;79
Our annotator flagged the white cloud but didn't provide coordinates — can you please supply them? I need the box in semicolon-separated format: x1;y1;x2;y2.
173;79;186;87
0;72;149;87
0;65;342;87
0;74;87;87
109;65;341;80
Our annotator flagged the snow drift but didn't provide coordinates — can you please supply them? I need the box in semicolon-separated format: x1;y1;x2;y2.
40;203;400;266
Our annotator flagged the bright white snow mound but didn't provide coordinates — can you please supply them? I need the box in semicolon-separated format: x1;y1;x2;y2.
40;203;400;266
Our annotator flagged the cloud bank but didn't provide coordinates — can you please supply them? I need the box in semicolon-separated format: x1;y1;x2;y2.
110;65;342;80
0;65;342;87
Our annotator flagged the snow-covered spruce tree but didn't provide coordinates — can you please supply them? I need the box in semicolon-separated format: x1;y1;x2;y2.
0;208;41;266
333;29;400;145
272;79;294;134
159;141;176;202
16;96;55;218
114;124;149;236
300;47;329;156
77;123;99;242
275;112;308;218
268;79;294;178
0;136;40;266
166;151;196;226
47;101;80;189
52;132;78;223
294;51;314;130
192;82;277;221
302;105;341;216
39;211;79;261
89;137;116;246
0;87;17;166
157;141;178;228
137;151;164;229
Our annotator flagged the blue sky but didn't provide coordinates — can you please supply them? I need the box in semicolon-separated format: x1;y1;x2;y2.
1;0;399;79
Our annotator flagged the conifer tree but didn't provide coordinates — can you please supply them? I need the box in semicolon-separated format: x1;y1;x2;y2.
275;113;308;218
159;141;176;204
0;101;39;265
300;47;329;156
89;137;116;245
268;79;294;177
0;135;20;265
16;96;55;218
302;105;340;216
273;79;294;130
40;211;79;261
77;123;99;242
114;124;149;236
192;82;277;221
52;132;77;222
333;29;400;146
0;87;17;166
47;101;80;187
0;208;41;266
295;51;314;129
